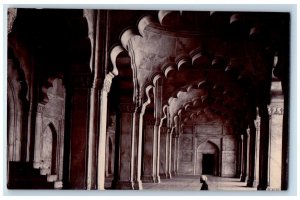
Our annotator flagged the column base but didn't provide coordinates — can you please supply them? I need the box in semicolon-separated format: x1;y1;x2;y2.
141;175;156;183
266;187;281;191
111;180;134;190
257;184;268;190
235;172;241;178
155;175;161;183
133;180;143;190
240;174;246;182
159;173;168;179
246;178;254;187
167;172;172;179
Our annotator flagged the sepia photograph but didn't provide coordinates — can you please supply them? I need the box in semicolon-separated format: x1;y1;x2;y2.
4;3;295;193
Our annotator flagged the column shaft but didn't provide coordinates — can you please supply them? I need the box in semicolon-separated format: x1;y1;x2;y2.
247;122;256;187
141;116;155;183
257;106;270;190
112;103;135;189
240;133;248;182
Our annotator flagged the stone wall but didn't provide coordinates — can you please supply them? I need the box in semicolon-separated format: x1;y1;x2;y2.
33;78;65;182
221;136;237;177
178;119;237;177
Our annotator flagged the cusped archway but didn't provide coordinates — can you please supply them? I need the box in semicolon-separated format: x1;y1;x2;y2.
196;141;219;176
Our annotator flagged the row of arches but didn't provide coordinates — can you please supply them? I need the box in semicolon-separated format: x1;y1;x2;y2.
6;8;289;191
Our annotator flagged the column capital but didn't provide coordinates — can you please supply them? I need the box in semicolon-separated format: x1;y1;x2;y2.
268;106;284;116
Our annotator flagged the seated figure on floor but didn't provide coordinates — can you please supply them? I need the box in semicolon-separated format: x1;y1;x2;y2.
200;175;209;190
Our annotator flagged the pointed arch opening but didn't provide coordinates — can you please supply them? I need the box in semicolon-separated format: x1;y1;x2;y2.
196;140;219;176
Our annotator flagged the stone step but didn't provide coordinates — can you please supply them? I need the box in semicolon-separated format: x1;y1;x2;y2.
7;161;55;189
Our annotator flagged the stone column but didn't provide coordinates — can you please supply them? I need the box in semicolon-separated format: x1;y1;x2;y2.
245;128;250;182
281;92;288;190
67;72;92;189
141;115;155;183
175;135;180;175
97;75;114;190
171;134;176;176
153;77;163;183
247;121;257;187
254;116;261;187
240;131;248;182
112;103;135;189
159;126;168;179
235;135;242;178
268;105;283;190
85;10;111;190
33;104;45;169
131;105;146;190
86;87;100;190
167;128;173;179
257;105;270;190
154;121;161;183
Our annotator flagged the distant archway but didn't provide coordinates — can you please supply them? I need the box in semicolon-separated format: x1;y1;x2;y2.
41;123;58;175
196;141;219;176
7;49;29;162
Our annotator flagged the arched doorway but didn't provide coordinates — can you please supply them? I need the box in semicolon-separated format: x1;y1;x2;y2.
196;141;219;176
41;123;58;175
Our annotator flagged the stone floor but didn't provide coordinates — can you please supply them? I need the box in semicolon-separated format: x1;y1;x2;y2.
142;175;257;191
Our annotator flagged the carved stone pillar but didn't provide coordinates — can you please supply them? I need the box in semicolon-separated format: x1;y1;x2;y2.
254;116;261;187
240;131;248;182
268;105;284;190
159;126;168;179
171;134;176;176
153;121;161;183
257;105;270;190
153;77;163;183
235;135;242;178
66;72;92;189
131;105;146;190
112;103;135;189
141;115;156;183
85;9;100;190
86;86;99;190
175;135;180;175
247;121;257;187
33;104;45;169
167;128;173;179
97;75;114;190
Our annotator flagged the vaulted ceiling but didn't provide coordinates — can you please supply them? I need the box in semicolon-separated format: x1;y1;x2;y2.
111;10;289;133
9;9;289;135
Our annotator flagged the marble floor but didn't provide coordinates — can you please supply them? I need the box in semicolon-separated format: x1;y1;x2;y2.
142;175;257;191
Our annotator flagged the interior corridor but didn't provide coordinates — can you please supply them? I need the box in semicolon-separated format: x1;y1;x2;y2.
139;175;256;191
6;8;290;191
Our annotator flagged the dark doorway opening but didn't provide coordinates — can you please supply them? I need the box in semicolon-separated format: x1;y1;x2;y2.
202;154;214;175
